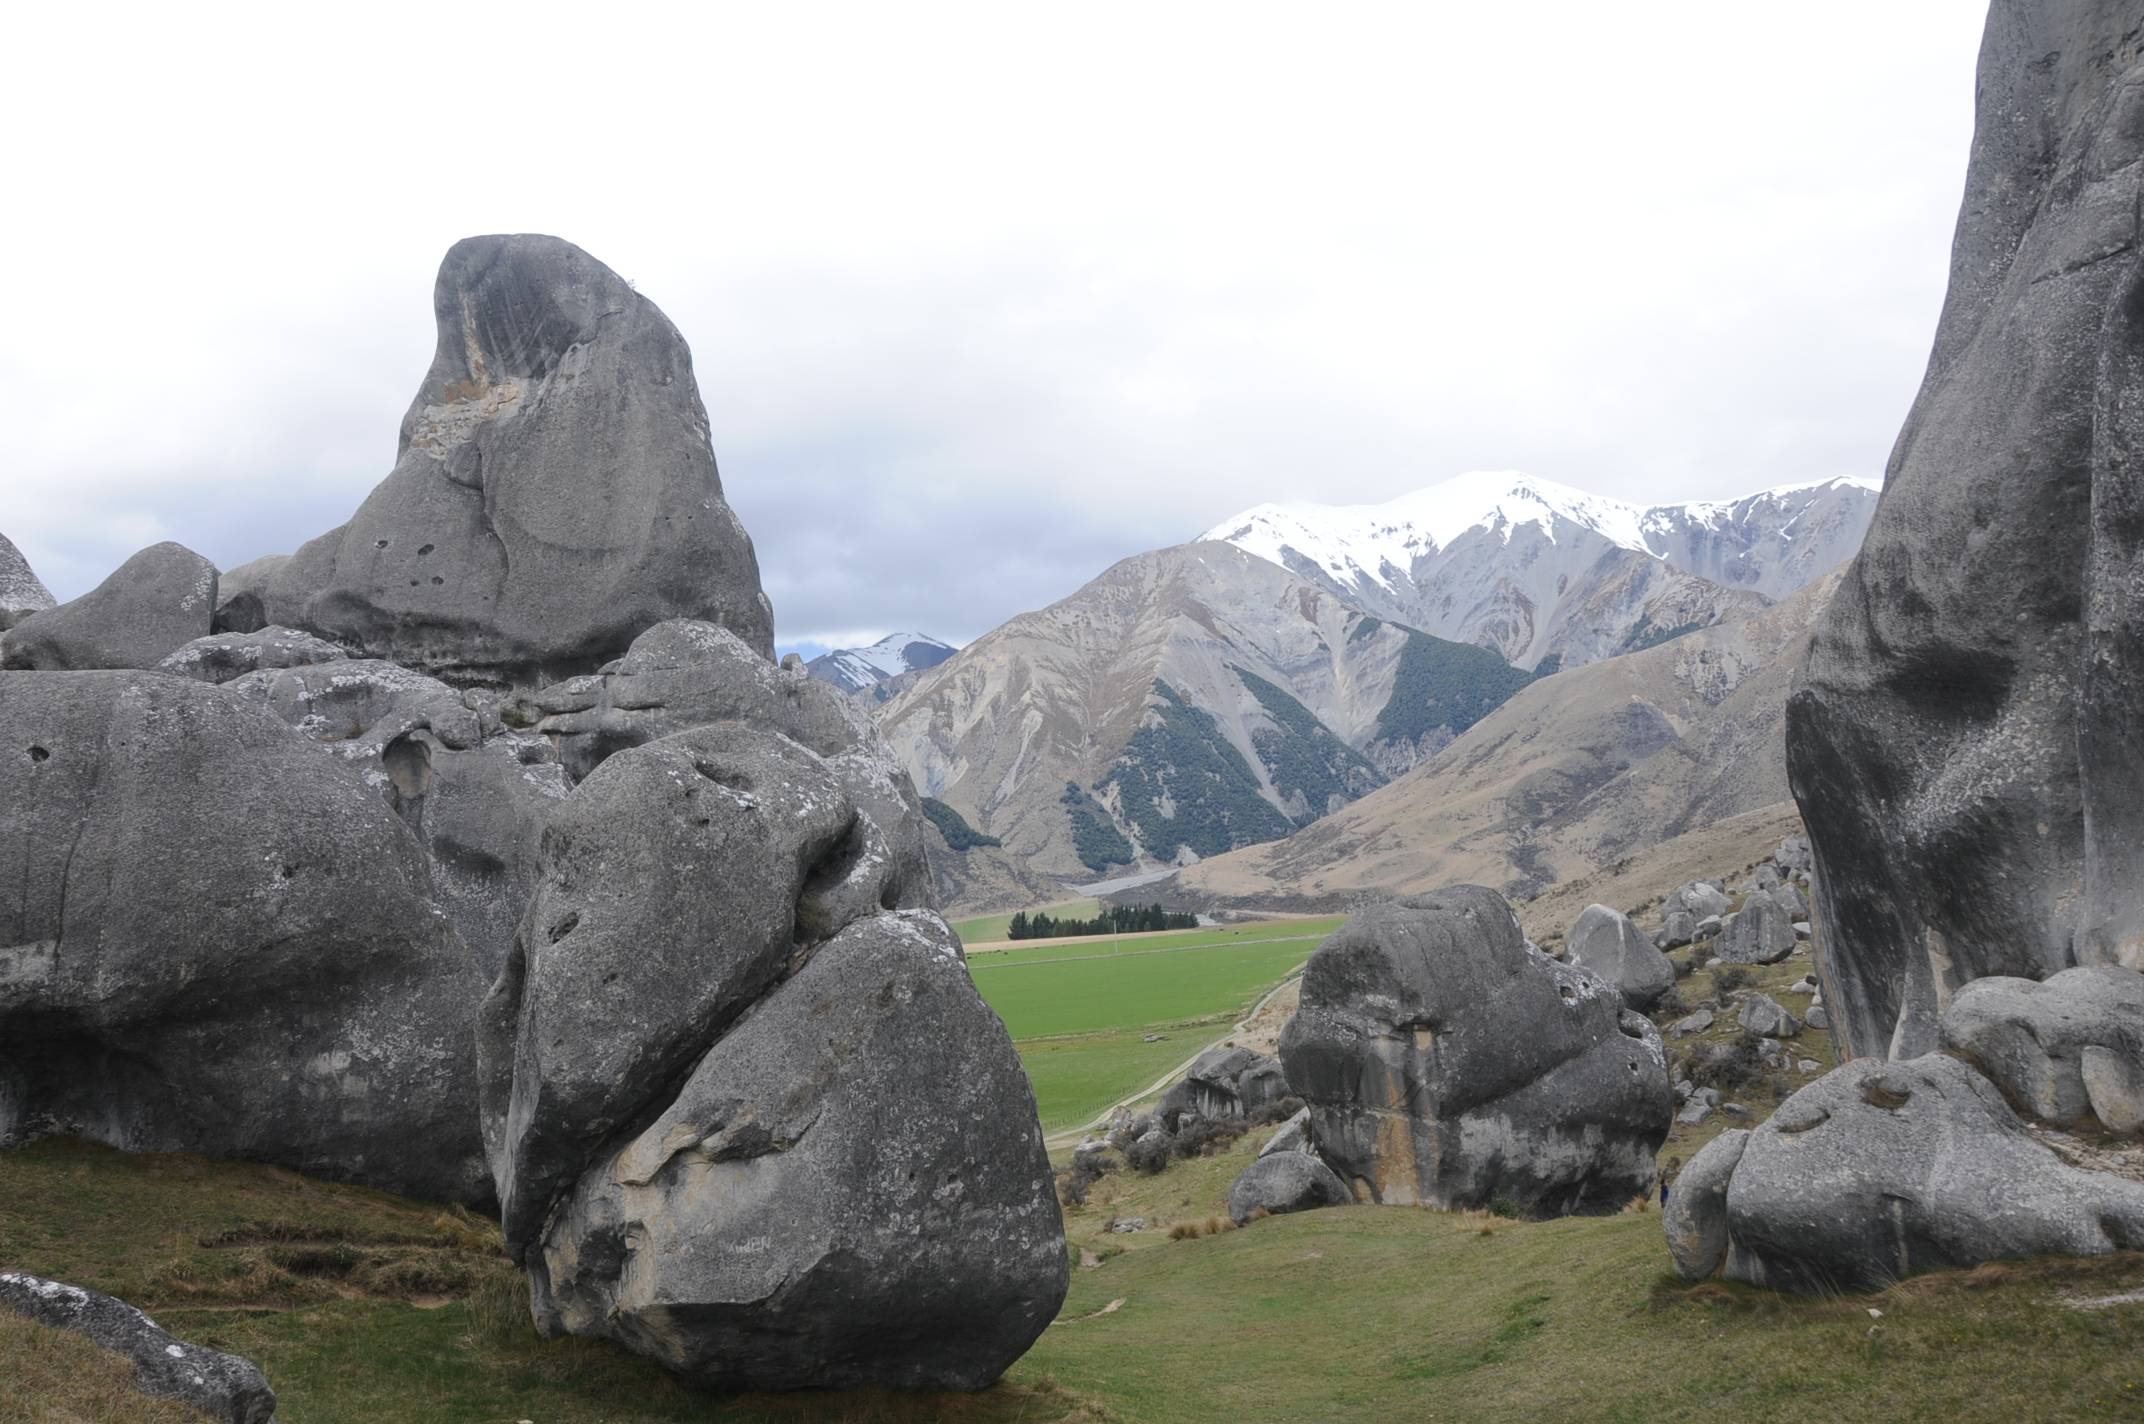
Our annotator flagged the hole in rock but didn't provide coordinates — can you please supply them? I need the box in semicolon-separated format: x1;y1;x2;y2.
417;543;434;556
547;911;580;944
26;745;49;763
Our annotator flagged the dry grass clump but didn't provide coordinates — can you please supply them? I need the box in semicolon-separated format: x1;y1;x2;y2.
1166;1217;1236;1241
0;1310;207;1424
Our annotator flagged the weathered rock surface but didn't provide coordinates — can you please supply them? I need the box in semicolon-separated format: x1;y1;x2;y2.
1716;891;1796;965
1567;903;1675;1008
1279;886;1671;1216
0;531;55;628
479;720;924;1252
0;542;215;671
211;554;288;635
1160;1046;1287;1128
252;234;773;687
1787;0;2144;1057
519;620;933;914
1679;1056;2144;1292
224;658;568;977
1663;1129;1747;1280
1227;1149;1353;1225
525;910;1065;1391
157;625;348;684
0;1272;275;1423
0;671;487;1202
1937;965;2144;1129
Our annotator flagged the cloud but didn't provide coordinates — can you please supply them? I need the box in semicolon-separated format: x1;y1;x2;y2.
1;2;1987;648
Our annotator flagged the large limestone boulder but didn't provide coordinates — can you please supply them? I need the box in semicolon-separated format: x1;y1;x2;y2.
478;720;934;1254
0;542;215;671
1786;1;2144;1056
1672;1055;2144;1292
0;531;54;629
0;1273;276;1423
0;671;488;1202
1663;1128;1746;1281
1937;965;2144;1129
223;658;569;978
1279;886;1671;1217
530;912;1067;1391
1566;903;1675;1008
253;235;773;687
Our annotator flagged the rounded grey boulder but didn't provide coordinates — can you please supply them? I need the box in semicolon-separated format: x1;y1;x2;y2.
1228;1150;1352;1225
530;911;1068;1392
156;625;348;684
1686;1056;2144;1292
1567;903;1676;1008
255;235;774;687
1937;964;2144;1129
1662;1128;1747;1281
1716;891;1796;965
1;541;215;671
0;1272;275;1423
1279;886;1671;1217
0;671;488;1202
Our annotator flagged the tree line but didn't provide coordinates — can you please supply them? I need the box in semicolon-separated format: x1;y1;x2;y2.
1007;903;1199;940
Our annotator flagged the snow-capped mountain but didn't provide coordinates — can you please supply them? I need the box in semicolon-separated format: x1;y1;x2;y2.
1200;471;1879;669
805;632;958;695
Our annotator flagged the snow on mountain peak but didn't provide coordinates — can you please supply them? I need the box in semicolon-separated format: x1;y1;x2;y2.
804;631;958;693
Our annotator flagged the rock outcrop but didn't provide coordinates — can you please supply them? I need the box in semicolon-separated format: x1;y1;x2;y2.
0;671;488;1202
223;658;569;978
1666;1056;2144;1291
1787;0;2144;1056
1227;1150;1352;1225
479;716;1065;1389
0;1273;276;1423
0;532;55;629
251;234;773;687
1937;965;2144;1130
1565;903;1675;1008
0;542;215;671
1279;886;1671;1216
529;912;1067;1390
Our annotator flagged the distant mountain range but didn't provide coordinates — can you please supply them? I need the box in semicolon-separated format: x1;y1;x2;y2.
876;472;1880;910
805;631;957;695
1201;472;1878;670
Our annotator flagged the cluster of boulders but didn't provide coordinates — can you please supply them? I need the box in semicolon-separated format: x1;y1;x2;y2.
1668;972;2144;1290
0;234;1065;1394
1649;836;1814;968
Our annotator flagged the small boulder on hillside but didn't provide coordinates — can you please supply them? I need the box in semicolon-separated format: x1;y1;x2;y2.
1228;1150;1352;1225
1717;891;1796;964
1737;993;1802;1039
1566;903;1676;1009
1938;965;2144;1130
0;542;216;671
1775;835;1812;873
1280;886;1671;1217
1670;1055;2144;1292
1674;882;1732;920
0;531;55;629
0;1273;275;1423
1655;908;1696;950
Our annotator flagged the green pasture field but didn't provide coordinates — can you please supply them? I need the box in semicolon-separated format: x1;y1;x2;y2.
966;918;1345;1131
950;898;1102;944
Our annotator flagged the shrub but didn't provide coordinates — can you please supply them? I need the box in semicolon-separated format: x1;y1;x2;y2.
1171;1117;1248;1160
1710;965;1754;1000
1680;1032;1767;1092
1249;1094;1304;1127
1125;1133;1173;1175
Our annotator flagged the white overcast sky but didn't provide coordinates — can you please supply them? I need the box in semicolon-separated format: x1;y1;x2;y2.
2;1;1987;655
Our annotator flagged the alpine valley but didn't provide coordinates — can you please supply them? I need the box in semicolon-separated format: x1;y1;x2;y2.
878;471;1878;908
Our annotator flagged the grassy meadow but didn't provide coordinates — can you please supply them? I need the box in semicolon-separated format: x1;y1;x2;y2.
9;1125;2144;1423
967;918;1345;1132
